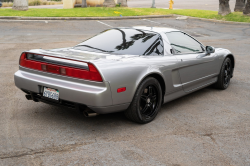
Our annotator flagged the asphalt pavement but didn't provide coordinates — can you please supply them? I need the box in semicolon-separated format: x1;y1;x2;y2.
0;18;250;165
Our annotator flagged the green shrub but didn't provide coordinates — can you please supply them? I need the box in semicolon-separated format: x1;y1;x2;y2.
28;0;41;6
2;2;13;7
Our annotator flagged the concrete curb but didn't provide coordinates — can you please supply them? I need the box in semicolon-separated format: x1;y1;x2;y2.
0;14;249;25
173;14;250;25
0;15;174;20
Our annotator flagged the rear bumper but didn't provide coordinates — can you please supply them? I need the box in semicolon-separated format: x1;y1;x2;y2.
14;70;130;114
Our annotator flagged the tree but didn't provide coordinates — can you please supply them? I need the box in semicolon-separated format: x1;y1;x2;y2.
119;0;127;7
81;0;87;7
151;0;155;8
12;0;28;11
218;0;231;16
243;0;250;15
103;0;116;7
234;0;245;12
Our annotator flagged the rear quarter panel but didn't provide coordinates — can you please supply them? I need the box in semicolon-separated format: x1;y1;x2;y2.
92;55;181;105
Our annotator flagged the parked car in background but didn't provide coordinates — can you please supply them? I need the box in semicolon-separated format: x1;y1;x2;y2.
0;0;2;7
14;27;235;124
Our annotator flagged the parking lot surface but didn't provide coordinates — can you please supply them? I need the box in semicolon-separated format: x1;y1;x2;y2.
0;18;250;165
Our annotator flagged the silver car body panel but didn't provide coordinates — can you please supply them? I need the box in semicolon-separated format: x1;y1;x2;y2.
14;27;235;114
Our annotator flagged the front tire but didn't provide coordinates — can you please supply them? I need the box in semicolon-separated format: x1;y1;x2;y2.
125;77;162;124
214;57;232;90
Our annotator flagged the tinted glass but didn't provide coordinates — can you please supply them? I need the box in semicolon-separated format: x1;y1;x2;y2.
144;38;164;56
75;29;163;55
165;32;203;54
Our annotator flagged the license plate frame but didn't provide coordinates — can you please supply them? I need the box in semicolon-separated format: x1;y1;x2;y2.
43;87;59;101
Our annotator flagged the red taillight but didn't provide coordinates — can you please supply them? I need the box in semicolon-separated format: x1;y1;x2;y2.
19;52;26;67
88;63;103;82
19;52;103;82
117;87;126;93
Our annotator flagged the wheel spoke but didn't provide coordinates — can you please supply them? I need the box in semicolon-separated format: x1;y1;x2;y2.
149;103;154;111
148;86;153;95
151;95;157;102
140;95;147;102
146;104;154;117
141;105;149;114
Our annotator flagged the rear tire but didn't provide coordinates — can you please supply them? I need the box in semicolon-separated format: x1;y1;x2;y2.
214;57;232;90
125;77;162;124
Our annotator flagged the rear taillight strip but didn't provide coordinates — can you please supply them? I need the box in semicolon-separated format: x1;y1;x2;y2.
26;53;88;70
19;52;103;82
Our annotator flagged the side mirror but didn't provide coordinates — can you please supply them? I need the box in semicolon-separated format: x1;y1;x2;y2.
206;46;215;54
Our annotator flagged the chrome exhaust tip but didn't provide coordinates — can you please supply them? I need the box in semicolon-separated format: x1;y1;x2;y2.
83;108;98;117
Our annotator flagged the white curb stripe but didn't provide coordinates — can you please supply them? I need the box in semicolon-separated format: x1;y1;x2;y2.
142;19;161;24
97;21;113;28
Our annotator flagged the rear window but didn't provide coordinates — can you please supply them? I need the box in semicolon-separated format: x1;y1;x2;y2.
75;29;163;55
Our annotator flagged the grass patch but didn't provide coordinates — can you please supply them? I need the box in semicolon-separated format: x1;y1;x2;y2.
0;8;249;23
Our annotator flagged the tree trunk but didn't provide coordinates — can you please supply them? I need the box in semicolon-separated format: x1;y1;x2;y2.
234;0;245;12
243;0;250;15
151;0;155;8
81;0;87;7
117;0;127;7
12;0;28;11
218;0;231;16
103;0;116;7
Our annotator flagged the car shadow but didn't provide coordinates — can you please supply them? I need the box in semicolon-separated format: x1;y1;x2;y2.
29;85;221;129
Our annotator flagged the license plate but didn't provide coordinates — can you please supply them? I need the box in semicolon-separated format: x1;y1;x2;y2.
43;87;59;100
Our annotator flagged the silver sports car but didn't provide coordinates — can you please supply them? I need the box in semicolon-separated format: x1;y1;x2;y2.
14;27;235;123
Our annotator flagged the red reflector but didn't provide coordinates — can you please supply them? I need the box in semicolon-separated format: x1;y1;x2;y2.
41;64;47;71
117;87;126;93
60;68;66;75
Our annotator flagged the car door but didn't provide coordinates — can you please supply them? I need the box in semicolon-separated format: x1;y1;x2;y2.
165;31;218;92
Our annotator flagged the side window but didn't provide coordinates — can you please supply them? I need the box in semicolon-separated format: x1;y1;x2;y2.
144;38;164;56
165;32;204;54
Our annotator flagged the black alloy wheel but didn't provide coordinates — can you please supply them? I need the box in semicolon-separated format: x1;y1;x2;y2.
214;57;232;90
125;77;162;124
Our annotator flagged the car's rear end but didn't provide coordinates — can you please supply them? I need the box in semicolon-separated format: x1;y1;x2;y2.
14;50;117;116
